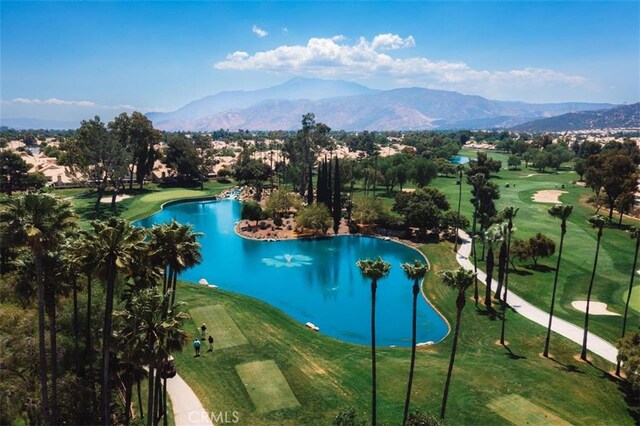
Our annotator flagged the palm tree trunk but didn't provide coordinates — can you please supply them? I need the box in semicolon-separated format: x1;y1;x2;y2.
441;304;463;421
581;230;602;361
36;256;50;425
453;170;463;252
500;225;514;345
146;368;155;426
484;248;494;309
124;379;133;426
544;223;566;357
154;373;161;425
495;243;507;302
49;303;58;426
402;281;419;426
137;380;144;420
616;236;639;375
102;254;117;426
86;274;92;358
471;213;479;306
371;279;378;426
163;375;168;426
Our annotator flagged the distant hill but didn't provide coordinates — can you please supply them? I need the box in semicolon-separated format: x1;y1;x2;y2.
511;103;640;132
147;77;379;125
148;78;615;131
0;117;81;130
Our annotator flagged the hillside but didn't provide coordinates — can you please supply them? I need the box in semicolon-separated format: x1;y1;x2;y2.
511;103;640;132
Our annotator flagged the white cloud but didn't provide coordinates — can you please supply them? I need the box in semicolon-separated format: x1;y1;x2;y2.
252;25;268;38
282;27;289;35
214;33;586;94
3;97;137;110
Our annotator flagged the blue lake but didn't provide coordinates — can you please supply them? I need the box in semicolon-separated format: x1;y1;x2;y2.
449;155;470;165
135;199;449;347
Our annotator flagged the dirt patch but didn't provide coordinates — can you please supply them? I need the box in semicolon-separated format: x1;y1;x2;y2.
571;301;620;316
531;190;567;203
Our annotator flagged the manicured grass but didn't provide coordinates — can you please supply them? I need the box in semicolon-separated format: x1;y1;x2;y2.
428;148;640;345
235;360;300;413
190;305;248;349
170;241;636;425
487;394;571;426
66;180;235;224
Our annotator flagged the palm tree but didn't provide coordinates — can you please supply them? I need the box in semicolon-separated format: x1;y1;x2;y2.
116;288;189;426
483;225;503;309
616;227;640;376
148;220;202;306
401;260;429;426
581;215;606;361
468;173;485;306
439;268;474;421
356;257;391;426
543;205;573;358
499;207;518;346
0;193;76;425
92;217;146;425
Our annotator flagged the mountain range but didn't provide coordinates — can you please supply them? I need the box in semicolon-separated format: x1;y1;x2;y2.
3;78;636;132
147;77;617;131
510;103;640;132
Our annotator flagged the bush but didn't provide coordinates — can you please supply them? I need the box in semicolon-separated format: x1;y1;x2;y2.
407;410;443;426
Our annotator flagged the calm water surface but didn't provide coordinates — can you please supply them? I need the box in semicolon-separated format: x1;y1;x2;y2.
136;200;448;346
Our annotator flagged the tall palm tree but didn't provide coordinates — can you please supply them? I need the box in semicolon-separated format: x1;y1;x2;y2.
356;257;391;426
616;227;640;376
468;173;485;306
581;215;606;361
439;268;474;421
499;207;518;345
0;193;76;425
543;205;573;358
92;217;146;425
401;260;429;426
483;225;503;309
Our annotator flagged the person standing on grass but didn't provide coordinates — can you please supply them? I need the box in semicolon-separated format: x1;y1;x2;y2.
194;339;201;357
200;323;207;339
208;335;214;352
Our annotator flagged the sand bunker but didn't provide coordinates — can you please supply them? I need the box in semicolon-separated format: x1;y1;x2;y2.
100;194;132;203
571;301;620;316
531;190;567;203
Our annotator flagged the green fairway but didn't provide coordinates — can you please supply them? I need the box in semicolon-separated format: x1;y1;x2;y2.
190;305;249;349
625;284;640;313
428;148;640;344
235;360;301;413
487;394;571;426
65;180;234;223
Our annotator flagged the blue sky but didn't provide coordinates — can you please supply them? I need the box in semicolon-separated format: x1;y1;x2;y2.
1;1;638;122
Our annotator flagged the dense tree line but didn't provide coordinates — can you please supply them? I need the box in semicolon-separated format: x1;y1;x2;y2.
0;193;201;425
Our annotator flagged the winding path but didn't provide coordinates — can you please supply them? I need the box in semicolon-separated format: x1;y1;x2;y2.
455;231;619;364
166;373;214;426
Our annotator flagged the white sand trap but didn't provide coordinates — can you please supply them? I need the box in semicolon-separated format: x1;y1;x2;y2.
531;190;567;203
523;173;542;178
100;194;132;203
571;301;620;316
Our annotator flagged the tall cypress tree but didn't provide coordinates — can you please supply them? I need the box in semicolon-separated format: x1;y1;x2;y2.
316;162;324;205
333;158;341;235
307;162;314;205
327;158;333;212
